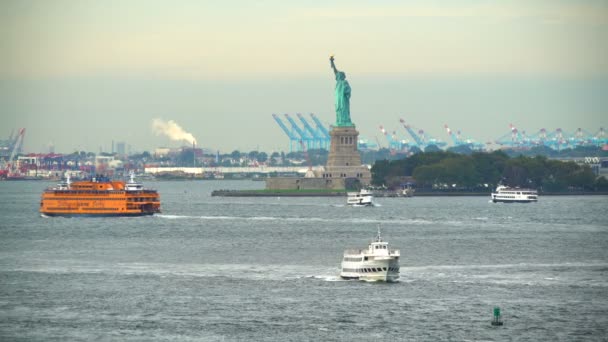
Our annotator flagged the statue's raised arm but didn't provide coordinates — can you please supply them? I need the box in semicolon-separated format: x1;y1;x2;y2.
330;55;338;75
328;55;353;127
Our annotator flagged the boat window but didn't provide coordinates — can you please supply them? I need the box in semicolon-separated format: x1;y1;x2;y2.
364;257;368;261
383;246;387;249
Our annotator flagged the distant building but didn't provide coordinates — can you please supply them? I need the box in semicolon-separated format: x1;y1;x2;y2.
116;142;126;155
154;148;172;158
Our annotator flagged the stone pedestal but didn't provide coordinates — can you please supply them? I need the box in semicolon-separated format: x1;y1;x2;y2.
322;126;371;185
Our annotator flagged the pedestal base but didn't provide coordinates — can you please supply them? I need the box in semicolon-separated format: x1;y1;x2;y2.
323;126;371;185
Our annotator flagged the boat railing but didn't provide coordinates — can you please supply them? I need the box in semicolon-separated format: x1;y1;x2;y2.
344;248;400;256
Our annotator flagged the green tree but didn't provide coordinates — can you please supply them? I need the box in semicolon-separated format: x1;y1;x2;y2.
471;151;508;186
257;152;268;163
595;176;608;191
412;164;444;188
371;159;390;186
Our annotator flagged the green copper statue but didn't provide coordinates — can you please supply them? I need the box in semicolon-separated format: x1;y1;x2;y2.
330;55;354;127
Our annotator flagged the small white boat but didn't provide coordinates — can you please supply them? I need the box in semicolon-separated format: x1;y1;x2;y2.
125;171;144;191
340;227;400;282
491;185;538;203
347;189;374;207
52;173;71;190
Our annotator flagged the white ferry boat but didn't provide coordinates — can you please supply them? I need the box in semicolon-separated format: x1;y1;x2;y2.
346;189;374;207
125;171;144;191
340;228;400;282
491;185;538;203
53;173;71;190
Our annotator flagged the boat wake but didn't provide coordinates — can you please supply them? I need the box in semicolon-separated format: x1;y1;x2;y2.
12;262;340;282
155;213;438;225
305;275;349;282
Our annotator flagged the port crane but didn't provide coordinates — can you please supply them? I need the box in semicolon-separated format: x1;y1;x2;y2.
272;114;300;152
570;128;594;147
379;125;401;153
526;128;549;147
399;118;446;150
495;123;525;148
444;124;484;150
284;114;314;150
494;125;607;150
296;113;329;150
546;128;570;151
444;124;462;147
3;128;26;178
357;136;378;150
593;127;607;146
399;119;424;148
309;113;331;141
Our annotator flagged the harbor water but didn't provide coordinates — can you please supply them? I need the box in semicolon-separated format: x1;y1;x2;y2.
1;180;607;341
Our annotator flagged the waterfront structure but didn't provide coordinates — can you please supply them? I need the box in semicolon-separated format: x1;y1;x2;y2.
266;56;371;191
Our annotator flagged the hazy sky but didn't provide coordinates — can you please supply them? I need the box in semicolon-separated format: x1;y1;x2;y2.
1;0;607;153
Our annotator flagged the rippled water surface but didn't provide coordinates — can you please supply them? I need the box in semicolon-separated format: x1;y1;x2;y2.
1;180;607;341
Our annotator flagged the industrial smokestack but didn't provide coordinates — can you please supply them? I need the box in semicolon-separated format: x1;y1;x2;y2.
151;118;197;145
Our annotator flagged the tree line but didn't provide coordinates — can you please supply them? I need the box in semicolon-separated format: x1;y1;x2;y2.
370;151;607;192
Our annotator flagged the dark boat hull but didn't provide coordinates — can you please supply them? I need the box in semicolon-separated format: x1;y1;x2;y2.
41;212;157;218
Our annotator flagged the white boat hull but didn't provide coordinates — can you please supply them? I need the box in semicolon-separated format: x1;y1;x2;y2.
349;202;374;207
491;194;538;203
492;198;538;203
491;186;538;203
340;260;400;282
347;190;374;207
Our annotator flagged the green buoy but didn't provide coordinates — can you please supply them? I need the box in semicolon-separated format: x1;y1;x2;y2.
491;306;503;326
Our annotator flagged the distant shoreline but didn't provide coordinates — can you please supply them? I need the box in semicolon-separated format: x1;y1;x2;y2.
211;189;608;197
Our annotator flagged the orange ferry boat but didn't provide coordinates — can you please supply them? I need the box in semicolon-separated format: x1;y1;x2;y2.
40;173;160;217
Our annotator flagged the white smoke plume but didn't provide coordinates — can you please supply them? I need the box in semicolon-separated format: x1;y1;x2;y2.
151;118;197;145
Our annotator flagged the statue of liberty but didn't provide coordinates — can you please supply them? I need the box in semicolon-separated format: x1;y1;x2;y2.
330;55;353;127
